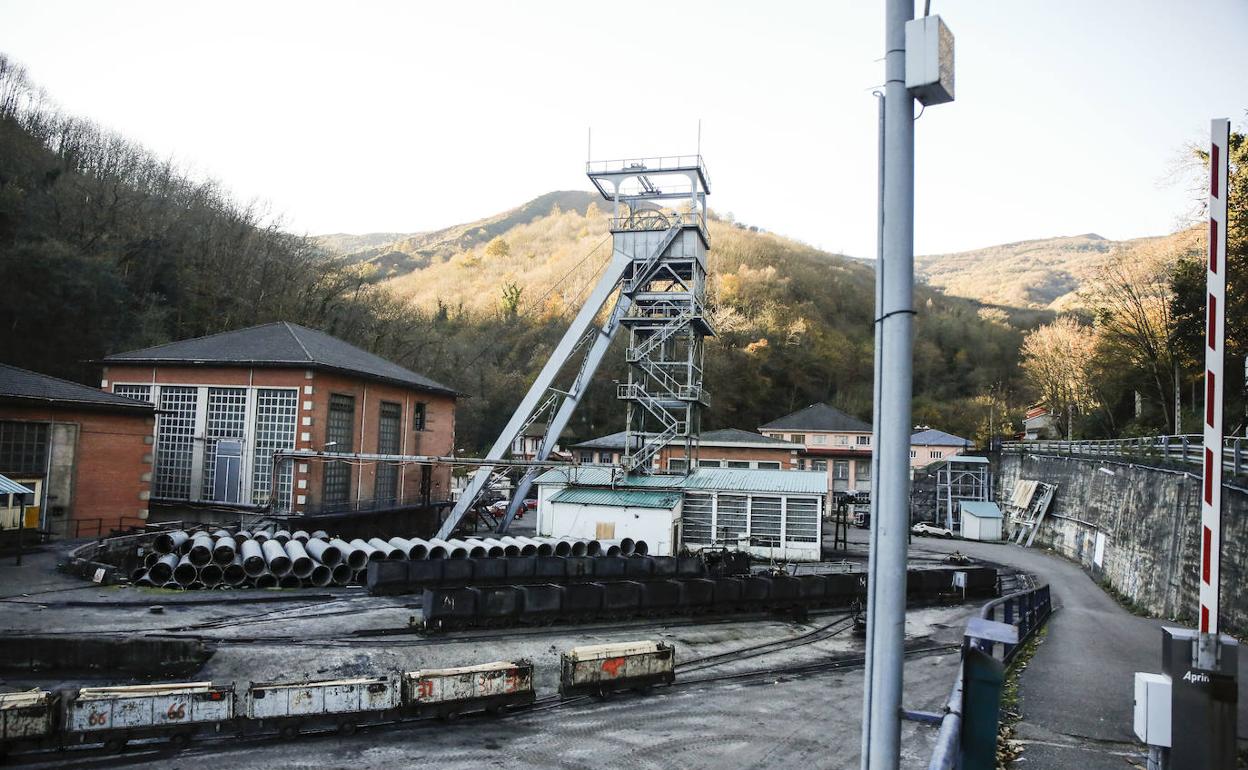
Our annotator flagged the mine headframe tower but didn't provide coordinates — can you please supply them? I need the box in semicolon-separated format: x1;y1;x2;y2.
434;155;713;539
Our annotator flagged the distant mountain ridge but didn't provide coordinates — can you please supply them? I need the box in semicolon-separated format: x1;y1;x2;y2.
315;190;604;281
915;232;1161;310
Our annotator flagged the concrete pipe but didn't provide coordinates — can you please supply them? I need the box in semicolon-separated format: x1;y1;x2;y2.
552;539;572;557
398;538;429;559
211;528;231;540
633;540;649;556
149;553;179;584
305;538;342;567
511;537;540;556
307;564;332;587
619;538;636;556
368;538;404;560
224;556;247;586
134;573;155;587
291;530;310;543
173;555;198;587
278;574;301;588
498;537;525;556
284;540;315;579
143;551;159;568
212;536;236;566
255;572;279;588
461;540;488;558
310;529;329;539
130;566;147;582
568;540;589;557
585;540;603;557
480;538;507;558
241;540;267;577
187;581;205;590
424;538;451;559
153;530;188;555
601;542;622;557
233;530;252;545
330;538;368;570
443;539;471;559
273;529;292;544
187;535;214;567
331;563;353;586
253;530;271;544
350;539;384;563
162;581;180;590
533;540;555;557
200;563;224;588
262;539;292;576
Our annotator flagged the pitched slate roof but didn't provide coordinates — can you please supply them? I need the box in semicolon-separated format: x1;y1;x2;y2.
103;322;457;396
759;403;871;433
910;428;972;447
0;363;154;412
571;427;800;451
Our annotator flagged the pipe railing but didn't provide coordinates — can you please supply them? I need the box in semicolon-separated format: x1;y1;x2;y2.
928;583;1053;770
1004;435;1247;477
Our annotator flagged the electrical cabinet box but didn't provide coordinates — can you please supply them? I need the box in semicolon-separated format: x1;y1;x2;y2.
905;15;955;106
1133;672;1172;747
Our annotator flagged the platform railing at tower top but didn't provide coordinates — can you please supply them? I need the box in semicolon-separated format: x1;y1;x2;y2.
586;154;710;182
1002;435;1247;478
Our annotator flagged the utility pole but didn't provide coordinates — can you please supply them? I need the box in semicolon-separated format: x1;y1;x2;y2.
862;3;953;768
862;1;916;767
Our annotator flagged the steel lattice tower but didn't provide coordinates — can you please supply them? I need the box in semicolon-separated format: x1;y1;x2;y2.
587;158;713;473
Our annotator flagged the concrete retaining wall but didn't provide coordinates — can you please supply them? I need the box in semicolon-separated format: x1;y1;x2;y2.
996;451;1248;634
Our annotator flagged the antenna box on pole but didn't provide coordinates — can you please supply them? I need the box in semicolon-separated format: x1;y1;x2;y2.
905;15;955;106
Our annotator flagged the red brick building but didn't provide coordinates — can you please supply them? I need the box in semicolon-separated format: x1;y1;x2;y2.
0;363;154;538
100;322;458;518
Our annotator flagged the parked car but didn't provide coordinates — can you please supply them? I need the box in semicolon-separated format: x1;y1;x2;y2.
911;521;954;539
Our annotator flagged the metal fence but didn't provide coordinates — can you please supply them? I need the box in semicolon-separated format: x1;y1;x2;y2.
928;583;1054;770
1003;435;1248;477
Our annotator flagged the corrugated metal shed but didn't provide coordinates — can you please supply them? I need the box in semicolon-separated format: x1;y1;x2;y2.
961;501;1003;519
534;467;826;495
0;474;34;496
550;488;681;509
683;469;826;494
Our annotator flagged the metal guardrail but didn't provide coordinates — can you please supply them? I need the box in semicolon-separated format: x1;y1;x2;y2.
73;516;151;539
1003;435;1247;477
928;583;1054;770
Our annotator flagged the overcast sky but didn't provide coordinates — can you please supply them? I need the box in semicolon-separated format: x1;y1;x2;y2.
1;0;1244;257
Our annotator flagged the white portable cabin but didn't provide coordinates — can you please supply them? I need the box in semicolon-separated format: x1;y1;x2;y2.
533;467;826;561
960;501;1004;541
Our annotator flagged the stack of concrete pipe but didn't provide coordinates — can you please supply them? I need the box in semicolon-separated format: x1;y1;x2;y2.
131;528;649;590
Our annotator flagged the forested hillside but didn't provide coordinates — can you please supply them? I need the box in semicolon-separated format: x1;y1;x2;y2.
0;53;1027;451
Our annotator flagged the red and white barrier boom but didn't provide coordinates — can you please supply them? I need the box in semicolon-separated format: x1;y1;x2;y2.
1201;118;1229;638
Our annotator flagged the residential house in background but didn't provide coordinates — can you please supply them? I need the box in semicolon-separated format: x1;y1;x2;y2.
760;403;874;493
570;428;803;472
760;403;976;492
909;427;972;468
510;422;572;462
100;322;459;519
1023;404;1059;439
0;363;154;538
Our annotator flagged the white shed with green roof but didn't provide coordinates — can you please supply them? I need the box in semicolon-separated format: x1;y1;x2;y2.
533;467;826;560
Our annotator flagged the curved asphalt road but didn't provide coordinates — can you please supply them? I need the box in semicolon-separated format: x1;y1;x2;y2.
907;535;1248;769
